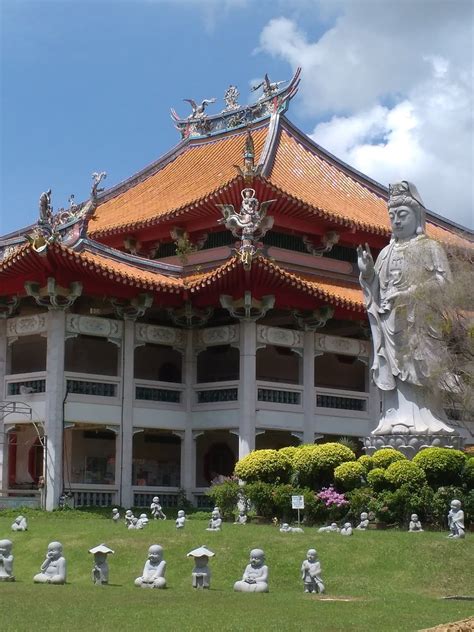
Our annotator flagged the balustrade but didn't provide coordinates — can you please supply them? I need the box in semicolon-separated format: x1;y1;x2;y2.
133;491;180;508
315;388;368;412
72;490;116;507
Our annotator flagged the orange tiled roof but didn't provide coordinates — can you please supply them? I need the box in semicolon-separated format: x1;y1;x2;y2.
186;255;365;312
89;127;269;237
268;123;470;246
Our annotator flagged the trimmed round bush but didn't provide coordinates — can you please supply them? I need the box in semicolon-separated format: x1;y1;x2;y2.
384;460;427;489
372;448;407;469
413;448;466;487
367;467;388;491
461;458;474;488
234;449;292;483
278;446;300;465
358;455;374;473
293;442;355;487
334;461;364;491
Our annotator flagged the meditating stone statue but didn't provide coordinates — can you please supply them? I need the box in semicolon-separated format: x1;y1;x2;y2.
340;522;353;536
135;545;167;589
124;509;134;526
318;523;340;533
150;496;166;520
206;509;222;531
111;508;120;523
176;510;186;529
301;549;324;594
187;545;215;589
234;509;247;525
0;539;15;581
408;514;423;532
89;544;114;585
129;517;142;530
280;523;303;534
356;512;369;530
34;541;67;584
447;500;465;539
234;549;269;593
358;181;461;455
137;513;149;528
11;515;28;531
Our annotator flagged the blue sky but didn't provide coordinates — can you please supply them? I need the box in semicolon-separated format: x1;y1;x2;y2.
1;0;473;235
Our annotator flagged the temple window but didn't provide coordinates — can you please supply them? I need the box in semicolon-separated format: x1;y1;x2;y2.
315;353;366;392
65;335;119;376
134;344;182;382
8;335;46;374
196;345;239;383
256;345;300;384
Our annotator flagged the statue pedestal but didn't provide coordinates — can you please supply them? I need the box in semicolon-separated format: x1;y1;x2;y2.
364;433;464;458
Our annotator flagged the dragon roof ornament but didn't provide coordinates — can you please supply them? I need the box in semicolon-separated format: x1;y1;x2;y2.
171;68;301;140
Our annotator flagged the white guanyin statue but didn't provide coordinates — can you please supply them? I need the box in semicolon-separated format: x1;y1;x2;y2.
358;181;460;454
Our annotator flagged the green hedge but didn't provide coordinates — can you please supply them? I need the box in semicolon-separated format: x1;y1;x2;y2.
234;449;292;483
371;448;406;469
358;455;374;473
462;458;474;488
413;448;466;487
293;443;355;487
334;461;365;491
384;460;427;489
367;467;387;491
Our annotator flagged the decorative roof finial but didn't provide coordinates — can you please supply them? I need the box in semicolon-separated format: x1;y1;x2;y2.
38;189;53;225
234;131;261;183
222;85;240;112
183;98;216;120
251;73;288;100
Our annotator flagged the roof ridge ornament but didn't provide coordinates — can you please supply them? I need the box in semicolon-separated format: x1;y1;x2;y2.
217;187;275;271
171;68;301;139
233;131;261;182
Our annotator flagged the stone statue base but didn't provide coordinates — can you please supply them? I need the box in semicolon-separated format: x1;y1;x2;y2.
364;432;464;457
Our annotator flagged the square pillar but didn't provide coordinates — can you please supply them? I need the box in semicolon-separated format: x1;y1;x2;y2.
119;319;135;508
182;331;196;498
45;309;66;510
0;320;7;491
302;330;316;444
238;320;257;459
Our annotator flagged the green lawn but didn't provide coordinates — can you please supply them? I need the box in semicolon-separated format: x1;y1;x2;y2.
1;512;473;632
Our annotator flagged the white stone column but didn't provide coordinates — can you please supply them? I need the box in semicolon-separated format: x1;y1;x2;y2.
44;309;66;510
182;331;196;499
0;320;7;491
119;319;135;508
302;330;316;444
238;320;257;459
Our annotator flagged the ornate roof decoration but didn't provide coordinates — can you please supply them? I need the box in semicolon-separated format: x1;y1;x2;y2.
220;291;275;321
170;68;301;139
166;302;213;328
292;306;335;331
234;131;261;182
302;231;340;257
22;172;107;257
217;187;275;270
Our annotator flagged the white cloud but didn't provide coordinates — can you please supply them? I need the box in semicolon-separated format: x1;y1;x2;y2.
258;2;474;228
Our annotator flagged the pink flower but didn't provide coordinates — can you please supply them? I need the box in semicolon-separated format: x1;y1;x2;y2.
316;486;348;508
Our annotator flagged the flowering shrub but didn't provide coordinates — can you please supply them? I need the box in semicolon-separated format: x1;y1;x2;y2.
413;448;466;487
317;485;348;508
384;460;427;490
234;449;292;483
334;461;365;491
371;448;406;469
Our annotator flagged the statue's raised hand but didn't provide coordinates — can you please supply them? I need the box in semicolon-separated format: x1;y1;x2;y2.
357;243;374;279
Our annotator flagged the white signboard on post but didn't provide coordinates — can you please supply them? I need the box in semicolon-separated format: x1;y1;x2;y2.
291;495;305;509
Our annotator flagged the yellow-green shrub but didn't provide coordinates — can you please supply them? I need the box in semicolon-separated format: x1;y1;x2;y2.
293;442;355;487
371;448;406;469
413;447;466;487
384;460;427;489
334;461;364;491
234;449;292;483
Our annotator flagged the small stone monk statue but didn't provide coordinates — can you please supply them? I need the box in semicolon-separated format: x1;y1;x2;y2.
150;496;166;520
408;514;423;532
187;546;215;589
89;544;114;585
11;515;28;532
135;545;167;589
318;522;340;533
0;539;15;582
340;522;353;536
34;541;67;584
206;509;222;531
111;508;120;523
233;548;269;593
234;509;247;525
301;549;324;594
176;510;186;529
447;499;465;539
356;512;370;530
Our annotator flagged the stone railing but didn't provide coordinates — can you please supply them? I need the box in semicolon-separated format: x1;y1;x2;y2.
65;373;120;398
5;372;47;396
315;387;369;414
256;381;303;408
70;488;117;507
134;380;183;405
194;381;239;405
133;490;181;508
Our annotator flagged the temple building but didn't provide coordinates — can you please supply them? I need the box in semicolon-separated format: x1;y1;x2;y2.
0;70;471;509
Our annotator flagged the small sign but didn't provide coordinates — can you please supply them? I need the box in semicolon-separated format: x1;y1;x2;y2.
291;495;305;509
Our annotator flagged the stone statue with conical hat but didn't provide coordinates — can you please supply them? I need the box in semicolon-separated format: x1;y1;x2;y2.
357;181;462;456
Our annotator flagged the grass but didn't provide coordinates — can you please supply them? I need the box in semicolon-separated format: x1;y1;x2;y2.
1;510;473;632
